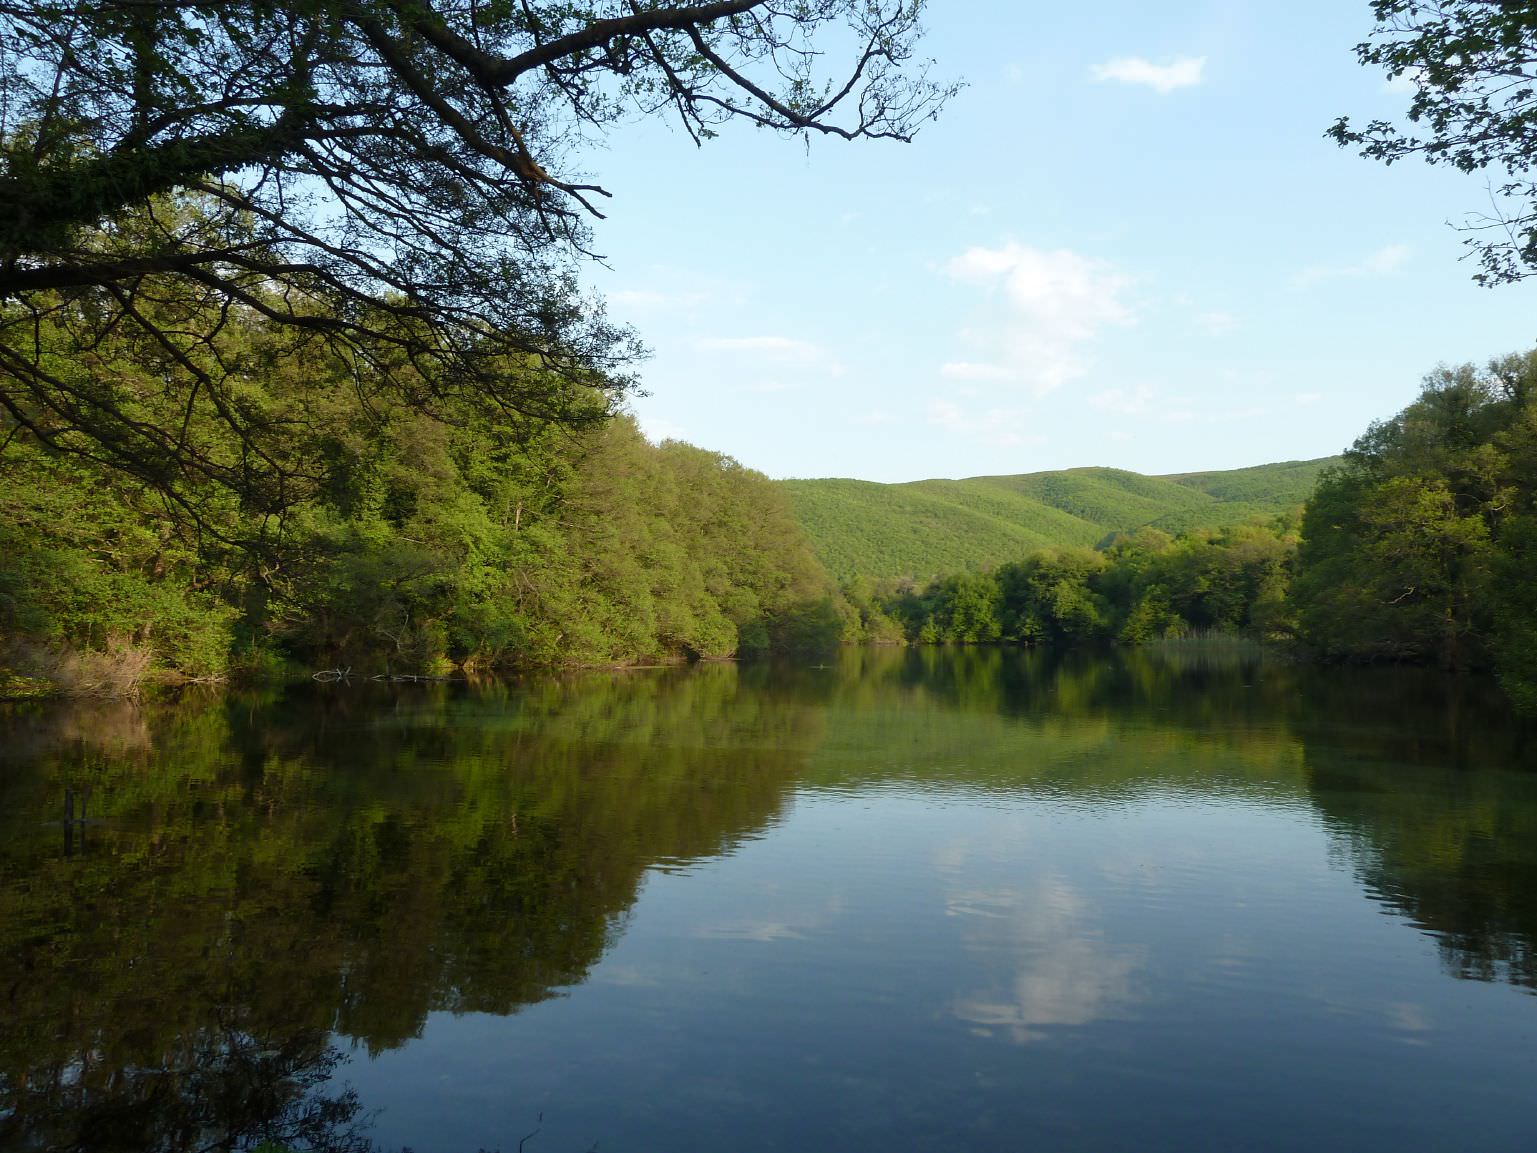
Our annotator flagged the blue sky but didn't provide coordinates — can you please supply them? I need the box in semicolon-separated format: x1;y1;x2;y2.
579;1;1537;483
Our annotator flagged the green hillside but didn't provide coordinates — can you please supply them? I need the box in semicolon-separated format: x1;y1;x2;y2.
782;458;1336;583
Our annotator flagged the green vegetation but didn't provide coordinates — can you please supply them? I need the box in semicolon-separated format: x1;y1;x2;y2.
0;1;950;503
865;351;1537;718
783;458;1330;584
863;518;1299;649
0;257;838;686
0;415;838;684
0;0;941;691
1295;350;1537;708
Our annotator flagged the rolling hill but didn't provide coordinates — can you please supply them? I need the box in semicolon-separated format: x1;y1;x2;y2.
780;458;1335;583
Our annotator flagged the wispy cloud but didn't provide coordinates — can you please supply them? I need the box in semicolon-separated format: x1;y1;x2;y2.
1293;244;1410;289
694;334;845;381
1195;309;1237;335
1162;405;1271;425
1091;55;1206;94
1090;385;1158;416
942;243;1134;395
696;335;820;357
742;378;803;394
928;399;1045;449
608;293;676;316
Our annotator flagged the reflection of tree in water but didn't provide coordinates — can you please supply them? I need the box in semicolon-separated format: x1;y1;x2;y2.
1265;660;1537;992
3;1030;370;1153
5;648;1536;1146
0;666;819;1149
806;645;1537;993
1304;752;1537;992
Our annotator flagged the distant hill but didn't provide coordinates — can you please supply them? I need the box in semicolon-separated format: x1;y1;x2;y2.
781;458;1336;584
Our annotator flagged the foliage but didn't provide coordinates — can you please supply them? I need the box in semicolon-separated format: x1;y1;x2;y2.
0;1;953;504
871;518;1300;648
0;215;838;681
1331;1;1537;284
0;377;838;682
1293;351;1537;706
782;458;1334;584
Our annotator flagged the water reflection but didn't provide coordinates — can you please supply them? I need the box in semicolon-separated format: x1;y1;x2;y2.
949;879;1144;1043
0;667;819;1149
1;648;1535;1149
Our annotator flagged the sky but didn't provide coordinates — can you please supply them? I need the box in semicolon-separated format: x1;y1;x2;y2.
572;1;1537;483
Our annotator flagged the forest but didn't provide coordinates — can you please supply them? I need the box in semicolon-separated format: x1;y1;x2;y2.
5;306;1537;718
0;254;842;689
865;351;1537;715
3;0;1537;717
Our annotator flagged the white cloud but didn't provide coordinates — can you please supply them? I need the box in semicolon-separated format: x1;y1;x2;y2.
1294;391;1323;407
1162;405;1271;425
1195;309;1237;334
694;334;844;374
928;399;1045;449
942;243;1134;395
696;335;819;357
1091;55;1206;94
609;288;674;312
1294;244;1411;289
607;283;718;317
1090;385;1158;416
941;361;1016;383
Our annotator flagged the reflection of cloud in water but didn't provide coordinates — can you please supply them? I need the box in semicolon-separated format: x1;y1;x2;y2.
692;893;848;944
1387;1001;1431;1042
591;964;665;988
694;920;808;942
951;878;1143;1043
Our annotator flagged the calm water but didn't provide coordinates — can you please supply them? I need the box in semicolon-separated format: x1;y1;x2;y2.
3;647;1537;1152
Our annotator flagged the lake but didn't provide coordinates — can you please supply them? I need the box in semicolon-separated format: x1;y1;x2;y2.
3;646;1536;1152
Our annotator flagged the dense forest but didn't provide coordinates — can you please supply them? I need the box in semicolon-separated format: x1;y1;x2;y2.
870;351;1537;715
0;249;841;691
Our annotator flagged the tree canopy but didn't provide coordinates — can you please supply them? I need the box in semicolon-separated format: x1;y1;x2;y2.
1294;350;1537;706
1331;0;1537;284
0;0;953;500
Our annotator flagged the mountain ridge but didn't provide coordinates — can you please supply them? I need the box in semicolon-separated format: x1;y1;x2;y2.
780;457;1336;584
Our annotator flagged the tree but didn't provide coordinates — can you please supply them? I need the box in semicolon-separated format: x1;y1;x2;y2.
1330;1;1537;285
0;1;954;501
1293;353;1537;680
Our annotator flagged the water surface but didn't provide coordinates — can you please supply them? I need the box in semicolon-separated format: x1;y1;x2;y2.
3;647;1536;1151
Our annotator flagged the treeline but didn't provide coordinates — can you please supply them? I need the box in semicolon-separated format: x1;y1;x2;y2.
0;284;839;688
844;519;1297;649
857;350;1537;715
